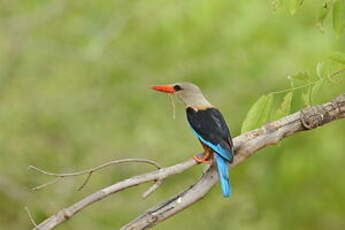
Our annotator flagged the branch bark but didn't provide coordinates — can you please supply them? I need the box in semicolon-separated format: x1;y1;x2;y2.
32;93;345;230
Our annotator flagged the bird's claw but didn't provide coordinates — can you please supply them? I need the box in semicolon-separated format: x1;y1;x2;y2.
193;154;211;164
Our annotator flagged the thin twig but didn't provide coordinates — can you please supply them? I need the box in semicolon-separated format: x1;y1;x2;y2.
77;172;93;191
329;68;345;79
142;179;163;199
272;68;345;95
169;94;176;120
25;206;37;227
29;158;162;191
32;178;60;191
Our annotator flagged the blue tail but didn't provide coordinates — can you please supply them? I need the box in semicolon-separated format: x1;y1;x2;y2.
215;154;231;197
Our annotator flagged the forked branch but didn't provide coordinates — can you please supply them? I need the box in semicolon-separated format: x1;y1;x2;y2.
32;93;345;230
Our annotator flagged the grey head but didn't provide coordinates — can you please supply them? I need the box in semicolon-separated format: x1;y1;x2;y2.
172;82;213;108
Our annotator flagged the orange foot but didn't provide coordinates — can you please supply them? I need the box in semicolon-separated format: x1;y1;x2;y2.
193;155;211;163
193;151;212;163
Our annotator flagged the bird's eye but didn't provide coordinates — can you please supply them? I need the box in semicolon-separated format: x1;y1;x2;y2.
174;85;182;91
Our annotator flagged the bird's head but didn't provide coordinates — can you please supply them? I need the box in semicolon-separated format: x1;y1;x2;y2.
150;82;212;107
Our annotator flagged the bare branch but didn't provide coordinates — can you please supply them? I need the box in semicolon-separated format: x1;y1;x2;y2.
142;179;163;199
31;93;345;230
32;160;196;230
32;178;61;191
29;158;162;191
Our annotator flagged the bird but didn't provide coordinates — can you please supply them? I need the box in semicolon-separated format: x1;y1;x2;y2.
150;82;234;197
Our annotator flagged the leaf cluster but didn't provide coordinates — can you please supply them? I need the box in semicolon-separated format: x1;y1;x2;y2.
241;52;345;133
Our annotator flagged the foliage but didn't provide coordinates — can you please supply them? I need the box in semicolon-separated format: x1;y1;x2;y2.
241;56;345;133
274;0;345;36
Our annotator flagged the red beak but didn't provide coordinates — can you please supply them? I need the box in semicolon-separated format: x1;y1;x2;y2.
150;85;175;93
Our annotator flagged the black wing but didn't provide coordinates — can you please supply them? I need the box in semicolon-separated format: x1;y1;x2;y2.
186;107;233;161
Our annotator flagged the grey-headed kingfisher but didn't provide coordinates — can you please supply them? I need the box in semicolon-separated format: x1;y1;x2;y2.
151;82;234;197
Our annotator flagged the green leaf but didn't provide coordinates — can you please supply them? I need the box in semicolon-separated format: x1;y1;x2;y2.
302;86;312;106
333;0;345;36
241;94;273;133
273;92;293;120
329;51;345;64
288;71;310;83
316;62;325;79
261;94;274;123
317;2;330;32
311;81;323;102
288;0;304;15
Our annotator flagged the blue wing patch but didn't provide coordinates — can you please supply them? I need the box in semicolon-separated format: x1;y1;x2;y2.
190;128;232;161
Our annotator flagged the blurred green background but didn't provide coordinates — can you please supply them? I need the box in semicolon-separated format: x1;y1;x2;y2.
1;0;345;229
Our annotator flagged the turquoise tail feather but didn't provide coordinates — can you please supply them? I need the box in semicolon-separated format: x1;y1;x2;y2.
214;154;231;197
